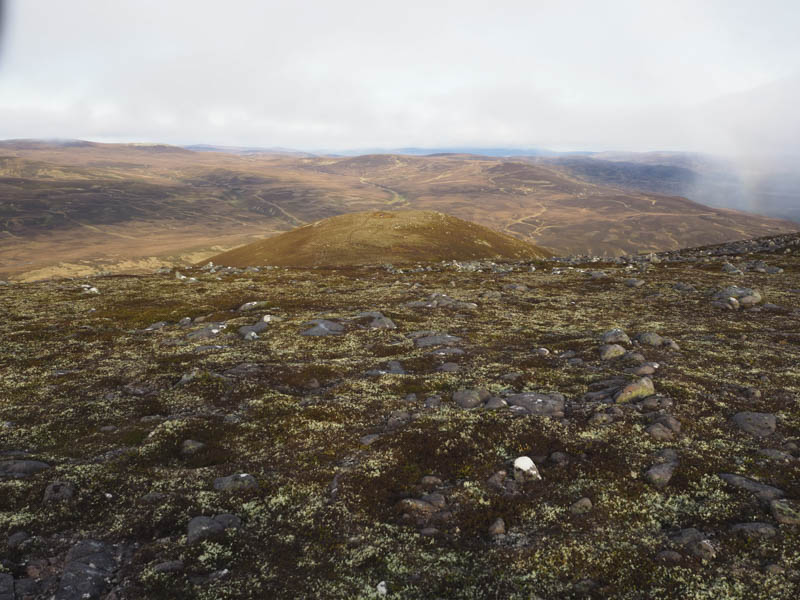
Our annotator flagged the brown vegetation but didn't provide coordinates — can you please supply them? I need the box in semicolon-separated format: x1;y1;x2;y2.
207;210;552;267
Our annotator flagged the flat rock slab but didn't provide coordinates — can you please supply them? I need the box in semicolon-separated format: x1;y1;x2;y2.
300;319;344;336
507;393;565;417
731;412;776;437
414;334;462;347
0;459;50;479
731;522;777;539
718;473;785;501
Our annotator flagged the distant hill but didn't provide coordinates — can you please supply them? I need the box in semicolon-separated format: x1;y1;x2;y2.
207;210;552;267
534;152;800;223
0;139;797;279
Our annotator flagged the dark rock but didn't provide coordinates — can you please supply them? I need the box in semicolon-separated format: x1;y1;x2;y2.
730;522;777;539
758;448;794;462
0;574;12;600
213;473;258;492
646;423;674;441
637;332;664;347
484;397;507;410
55;540;115;600
187;514;240;545
300;319;344;336
414;333;462;347
718;473;785;501
7;530;30;549
453;389;482;409
770;499;800;525
43;481;76;503
153;560;184;573
506;392;565;417
731;412;776;437
0;460;49;479
187;516;224;545
646;461;677;488
570;497;593;514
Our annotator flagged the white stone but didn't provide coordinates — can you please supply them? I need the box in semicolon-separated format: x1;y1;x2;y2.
513;456;541;481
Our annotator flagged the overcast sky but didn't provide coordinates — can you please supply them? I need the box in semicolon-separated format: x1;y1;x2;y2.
0;0;798;155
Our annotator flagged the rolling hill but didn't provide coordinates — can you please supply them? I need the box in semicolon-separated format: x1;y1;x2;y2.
207;210;552;267
0;140;796;279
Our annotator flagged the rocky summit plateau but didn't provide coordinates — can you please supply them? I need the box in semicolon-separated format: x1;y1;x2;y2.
1;226;800;599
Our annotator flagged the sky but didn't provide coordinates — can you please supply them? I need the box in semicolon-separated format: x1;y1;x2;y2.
0;0;798;155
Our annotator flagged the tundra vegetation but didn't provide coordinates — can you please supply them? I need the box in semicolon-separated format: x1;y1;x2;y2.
1;232;799;599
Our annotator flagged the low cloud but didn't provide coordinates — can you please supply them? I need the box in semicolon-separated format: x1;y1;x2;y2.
0;0;798;157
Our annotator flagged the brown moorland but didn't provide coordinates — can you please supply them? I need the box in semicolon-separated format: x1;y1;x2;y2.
207;210;552;267
0;140;797;279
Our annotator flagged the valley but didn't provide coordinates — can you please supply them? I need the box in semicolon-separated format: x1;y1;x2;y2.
0;141;796;280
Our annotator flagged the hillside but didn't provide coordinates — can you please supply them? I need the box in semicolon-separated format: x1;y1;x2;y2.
208;210;552;267
1;232;799;598
535;153;800;223
0;141;797;279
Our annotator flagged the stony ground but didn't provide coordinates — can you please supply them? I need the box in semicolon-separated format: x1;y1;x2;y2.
1;233;800;599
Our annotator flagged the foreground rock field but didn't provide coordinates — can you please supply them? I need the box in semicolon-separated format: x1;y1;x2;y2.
2;233;800;599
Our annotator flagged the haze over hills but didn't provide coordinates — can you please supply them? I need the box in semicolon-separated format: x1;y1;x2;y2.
0;139;797;280
532;152;800;224
208;210;552;268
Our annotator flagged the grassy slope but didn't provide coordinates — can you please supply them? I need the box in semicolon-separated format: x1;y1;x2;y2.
208;210;552;267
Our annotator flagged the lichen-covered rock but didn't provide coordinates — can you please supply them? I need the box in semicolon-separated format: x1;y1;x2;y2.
213;473;258;492
452;389;482;409
770;499;800;525
43;480;75;503
601;328;630;344
599;344;626;360
645;461;677;488
614;377;655;403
